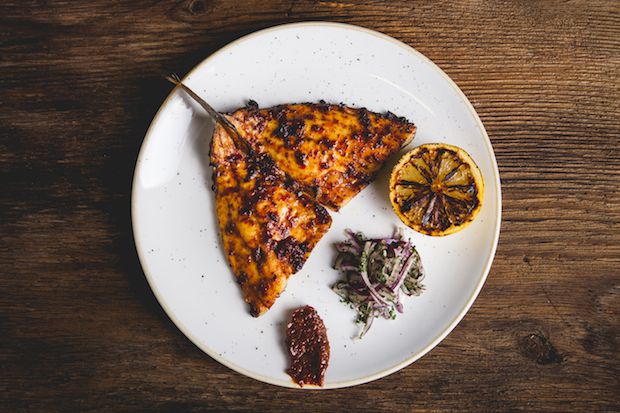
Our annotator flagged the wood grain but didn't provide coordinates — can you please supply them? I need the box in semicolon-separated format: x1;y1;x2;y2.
1;1;618;412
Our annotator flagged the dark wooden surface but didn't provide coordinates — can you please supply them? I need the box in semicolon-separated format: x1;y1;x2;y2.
1;1;619;412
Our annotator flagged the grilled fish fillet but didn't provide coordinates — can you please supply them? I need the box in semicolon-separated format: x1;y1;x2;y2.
226;101;416;210
210;123;332;316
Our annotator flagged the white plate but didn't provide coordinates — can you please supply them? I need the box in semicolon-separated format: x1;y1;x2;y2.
132;22;501;389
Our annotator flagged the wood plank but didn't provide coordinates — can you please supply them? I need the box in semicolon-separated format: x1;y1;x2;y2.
1;0;618;411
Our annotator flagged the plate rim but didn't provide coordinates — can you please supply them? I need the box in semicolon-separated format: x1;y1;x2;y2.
131;21;502;390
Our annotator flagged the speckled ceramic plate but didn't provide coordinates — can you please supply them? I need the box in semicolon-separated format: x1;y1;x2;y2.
132;22;501;389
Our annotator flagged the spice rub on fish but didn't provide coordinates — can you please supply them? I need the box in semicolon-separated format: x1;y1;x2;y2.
210;123;332;317
225;101;417;210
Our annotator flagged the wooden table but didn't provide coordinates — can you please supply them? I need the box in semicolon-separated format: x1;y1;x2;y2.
2;1;618;411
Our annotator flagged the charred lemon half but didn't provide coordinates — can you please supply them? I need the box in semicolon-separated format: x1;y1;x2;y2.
389;143;484;236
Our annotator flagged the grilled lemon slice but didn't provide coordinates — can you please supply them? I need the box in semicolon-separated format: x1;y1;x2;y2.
389;143;484;236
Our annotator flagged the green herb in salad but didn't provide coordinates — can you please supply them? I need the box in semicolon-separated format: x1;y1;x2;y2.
332;228;425;338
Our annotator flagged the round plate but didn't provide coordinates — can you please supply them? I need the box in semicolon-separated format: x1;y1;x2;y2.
132;22;501;389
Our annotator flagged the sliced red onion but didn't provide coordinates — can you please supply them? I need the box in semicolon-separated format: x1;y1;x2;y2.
390;245;417;292
359;312;374;338
336;243;360;254
345;229;363;248
359;242;391;307
388;246;411;289
332;228;425;338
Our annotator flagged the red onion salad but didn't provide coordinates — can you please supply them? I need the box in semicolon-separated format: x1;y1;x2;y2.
332;228;425;338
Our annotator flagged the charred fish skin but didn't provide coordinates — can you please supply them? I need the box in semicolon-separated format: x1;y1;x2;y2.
211;123;332;316
227;102;416;210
